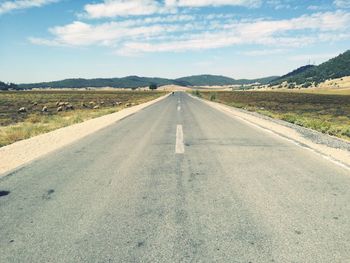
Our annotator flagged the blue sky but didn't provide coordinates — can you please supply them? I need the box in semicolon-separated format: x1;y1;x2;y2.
1;0;350;83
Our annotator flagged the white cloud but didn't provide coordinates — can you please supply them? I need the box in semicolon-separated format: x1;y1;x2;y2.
30;10;350;56
28;37;63;46
334;0;350;8
117;34;313;55
0;0;57;15
29;19;192;47
117;11;350;54
237;11;350;34
83;0;261;19
307;5;330;11
165;0;261;8
83;0;177;19
119;14;196;26
266;0;293;10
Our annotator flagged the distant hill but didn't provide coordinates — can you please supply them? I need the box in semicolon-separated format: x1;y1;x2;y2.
271;50;350;85
278;65;316;80
175;75;236;86
18;76;180;89
17;74;279;89
176;75;278;86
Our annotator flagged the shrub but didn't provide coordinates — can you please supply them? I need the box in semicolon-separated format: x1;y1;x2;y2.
149;84;158;90
302;82;312;88
192;90;201;97
341;127;350;137
27;114;41;124
281;114;298;123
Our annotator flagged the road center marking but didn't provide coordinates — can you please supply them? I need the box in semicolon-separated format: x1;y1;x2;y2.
176;125;184;154
177;106;181;111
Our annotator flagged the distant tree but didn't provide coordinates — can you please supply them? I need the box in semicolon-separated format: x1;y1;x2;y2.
271;50;350;86
287;83;296;89
149;83;158;90
0;81;9;91
9;83;19;90
302;82;312;88
0;81;18;91
210;93;217;101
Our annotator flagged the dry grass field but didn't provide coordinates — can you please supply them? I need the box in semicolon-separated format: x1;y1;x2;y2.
194;90;350;141
260;76;350;95
0;90;164;147
282;88;350;95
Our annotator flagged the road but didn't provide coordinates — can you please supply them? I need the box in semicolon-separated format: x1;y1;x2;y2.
1;92;349;262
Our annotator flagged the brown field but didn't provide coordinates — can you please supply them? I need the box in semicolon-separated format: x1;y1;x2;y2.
194;90;350;141
289;88;350;95
0;90;164;147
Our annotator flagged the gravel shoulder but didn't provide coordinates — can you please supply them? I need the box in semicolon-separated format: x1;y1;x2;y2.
0;94;168;177
191;94;350;170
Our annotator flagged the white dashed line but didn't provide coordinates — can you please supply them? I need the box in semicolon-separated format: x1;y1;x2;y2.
175;125;184;154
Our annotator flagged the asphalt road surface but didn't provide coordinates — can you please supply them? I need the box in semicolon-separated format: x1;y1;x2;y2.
1;92;349;263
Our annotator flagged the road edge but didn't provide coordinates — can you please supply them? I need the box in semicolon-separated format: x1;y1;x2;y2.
0;94;169;177
189;94;350;171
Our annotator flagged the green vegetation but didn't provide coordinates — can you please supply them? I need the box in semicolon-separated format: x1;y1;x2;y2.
9;50;350;90
276;65;315;82
0;90;164;147
191;90;201;97
18;76;179;89
0;81;18;91
149;83;158;90
195;91;350;141
177;75;279;86
209;93;217;101
17;74;279;89
177;75;236;86
271;50;350;85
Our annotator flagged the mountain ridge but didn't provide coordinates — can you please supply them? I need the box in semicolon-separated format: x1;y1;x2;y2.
17;74;279;89
270;50;350;85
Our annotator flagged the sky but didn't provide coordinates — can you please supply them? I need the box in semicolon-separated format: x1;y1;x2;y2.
1;0;350;83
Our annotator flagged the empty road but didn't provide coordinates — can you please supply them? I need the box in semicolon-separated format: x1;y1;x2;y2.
1;92;349;262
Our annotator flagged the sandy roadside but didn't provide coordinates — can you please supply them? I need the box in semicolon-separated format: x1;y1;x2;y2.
190;94;350;171
0;94;168;177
